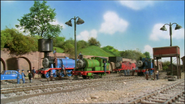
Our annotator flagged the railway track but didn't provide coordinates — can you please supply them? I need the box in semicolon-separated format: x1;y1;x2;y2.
128;80;184;104
0;72;125;89
1;76;137;94
1;75;139;104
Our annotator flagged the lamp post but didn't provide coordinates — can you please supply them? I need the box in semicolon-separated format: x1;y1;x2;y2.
160;22;182;76
65;16;84;72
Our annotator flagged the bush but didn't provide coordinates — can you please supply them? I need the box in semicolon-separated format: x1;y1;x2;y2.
53;36;65;48
1;28;38;54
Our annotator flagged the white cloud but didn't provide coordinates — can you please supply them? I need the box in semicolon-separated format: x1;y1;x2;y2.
99;11;128;35
77;29;98;41
49;19;65;29
172;28;184;39
120;1;154;10
16;27;30;36
143;45;153;58
149;23;184;41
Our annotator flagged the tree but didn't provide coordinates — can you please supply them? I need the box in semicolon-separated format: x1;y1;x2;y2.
53;36;65;47
1;31;8;49
143;52;151;58
59;38;75;56
162;61;170;71
16;0;62;39
62;42;74;57
1;28;38;54
120;50;145;60
77;40;89;49
88;37;101;47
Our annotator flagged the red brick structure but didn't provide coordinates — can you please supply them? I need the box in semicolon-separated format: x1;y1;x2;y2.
153;46;181;79
1;48;69;76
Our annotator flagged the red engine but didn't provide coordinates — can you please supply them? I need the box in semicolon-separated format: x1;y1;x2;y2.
114;61;136;72
109;57;136;73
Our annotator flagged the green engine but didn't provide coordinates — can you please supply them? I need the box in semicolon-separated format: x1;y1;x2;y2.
76;57;110;77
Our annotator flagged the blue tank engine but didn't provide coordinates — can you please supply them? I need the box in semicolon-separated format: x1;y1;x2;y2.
136;57;154;76
37;57;75;79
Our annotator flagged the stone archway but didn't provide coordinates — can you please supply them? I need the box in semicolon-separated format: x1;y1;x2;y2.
18;57;32;75
0;58;6;72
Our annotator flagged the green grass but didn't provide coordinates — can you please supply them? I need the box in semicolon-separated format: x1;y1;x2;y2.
78;46;115;57
53;47;64;53
53;46;115;57
102;48;121;56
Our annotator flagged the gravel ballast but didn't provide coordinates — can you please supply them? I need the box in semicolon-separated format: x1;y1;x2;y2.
3;72;184;104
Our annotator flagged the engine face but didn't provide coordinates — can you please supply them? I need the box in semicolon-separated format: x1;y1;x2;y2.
137;60;143;68
42;58;50;68
115;62;121;68
77;59;86;68
137;58;153;69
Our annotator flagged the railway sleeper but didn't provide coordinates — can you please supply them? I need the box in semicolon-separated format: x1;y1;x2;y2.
16;92;23;95
140;100;156;104
159;94;174;97
22;89;27;91
176;102;185;104
178;98;185;102
2;91;12;94
151;97;169;100
24;91;31;94
148;99;166;103
161;88;180;93
164;92;184;103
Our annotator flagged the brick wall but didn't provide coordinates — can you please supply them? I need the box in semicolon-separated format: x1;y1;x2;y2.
0;48;69;75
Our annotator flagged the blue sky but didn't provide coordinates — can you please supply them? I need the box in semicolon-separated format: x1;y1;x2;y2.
1;0;184;63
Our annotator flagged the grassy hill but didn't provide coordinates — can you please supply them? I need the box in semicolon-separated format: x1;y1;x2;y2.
102;49;121;56
54;46;115;57
77;46;115;57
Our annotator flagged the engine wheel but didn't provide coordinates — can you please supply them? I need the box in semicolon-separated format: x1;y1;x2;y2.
41;74;45;78
66;70;72;77
82;75;87;79
45;72;50;78
45;72;50;81
137;72;144;76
